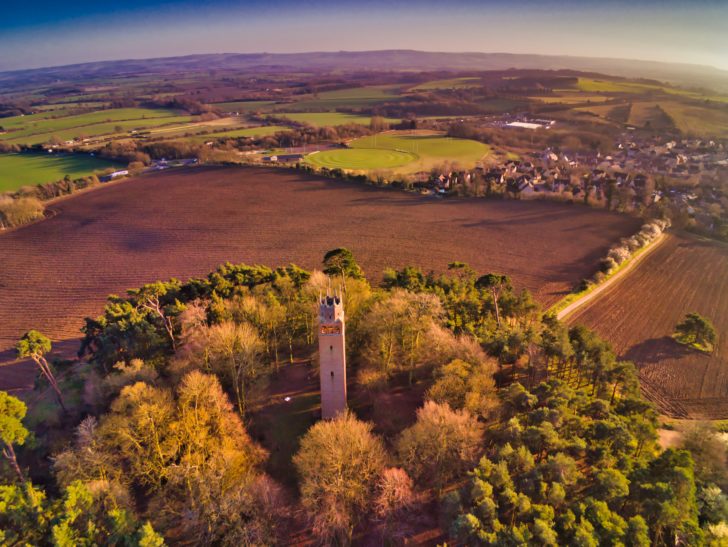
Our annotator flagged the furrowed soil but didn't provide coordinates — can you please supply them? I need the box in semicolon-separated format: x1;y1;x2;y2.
568;234;728;419
0;166;639;390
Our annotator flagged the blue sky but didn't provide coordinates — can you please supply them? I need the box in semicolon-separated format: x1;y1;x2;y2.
1;0;727;72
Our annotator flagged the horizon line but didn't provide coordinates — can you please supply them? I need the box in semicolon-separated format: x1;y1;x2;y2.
2;48;727;77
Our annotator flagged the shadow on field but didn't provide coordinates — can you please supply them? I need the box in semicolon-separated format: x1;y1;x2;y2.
623;336;695;365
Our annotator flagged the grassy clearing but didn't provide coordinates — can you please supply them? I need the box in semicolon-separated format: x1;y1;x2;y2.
272;112;400;127
305;148;417;170
0;152;122;191
213;101;277;113
411;77;481;90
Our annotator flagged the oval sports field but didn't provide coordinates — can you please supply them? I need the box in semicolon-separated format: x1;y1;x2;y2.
306;148;418;169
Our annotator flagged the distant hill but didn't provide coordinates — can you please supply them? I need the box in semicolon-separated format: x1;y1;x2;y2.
3;50;728;92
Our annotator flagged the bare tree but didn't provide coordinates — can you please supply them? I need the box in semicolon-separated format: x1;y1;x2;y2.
205;321;265;416
294;412;387;544
396;401;484;491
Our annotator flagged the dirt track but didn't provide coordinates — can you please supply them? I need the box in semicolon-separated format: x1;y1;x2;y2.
568;234;728;419
557;233;667;320
0;166;639;391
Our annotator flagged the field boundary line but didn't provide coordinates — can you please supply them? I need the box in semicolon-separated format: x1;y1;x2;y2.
556;232;668;321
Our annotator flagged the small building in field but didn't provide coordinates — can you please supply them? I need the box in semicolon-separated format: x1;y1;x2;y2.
263;154;304;163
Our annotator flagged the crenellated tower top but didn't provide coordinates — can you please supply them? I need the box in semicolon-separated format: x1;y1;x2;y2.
319;289;344;324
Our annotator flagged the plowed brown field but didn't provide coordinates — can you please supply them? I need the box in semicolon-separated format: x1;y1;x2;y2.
568;234;728;419
0;166;639;391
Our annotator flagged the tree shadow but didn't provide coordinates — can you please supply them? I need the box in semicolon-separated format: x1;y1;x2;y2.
623;336;697;365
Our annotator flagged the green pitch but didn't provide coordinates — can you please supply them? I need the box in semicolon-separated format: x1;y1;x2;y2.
304;132;490;172
351;133;489;160
304;148;417;170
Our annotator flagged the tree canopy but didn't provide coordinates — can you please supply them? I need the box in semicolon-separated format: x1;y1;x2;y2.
675;312;717;352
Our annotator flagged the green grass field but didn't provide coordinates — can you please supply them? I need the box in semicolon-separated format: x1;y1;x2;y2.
190;125;291;141
411;77;481;91
0;153;122;191
272;112;400;127
0;108;186;144
305;148;417;170
351;133;489;159
573;78;712;98
0;109;76;130
575;78;661;94
657;87;728;103
304;132;490;173
3;116;193;145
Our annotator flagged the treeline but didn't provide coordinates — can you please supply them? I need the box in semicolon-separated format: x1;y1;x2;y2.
2;251;724;544
598;218;670;277
371;96;487;118
149;97;221;117
567;218;671;292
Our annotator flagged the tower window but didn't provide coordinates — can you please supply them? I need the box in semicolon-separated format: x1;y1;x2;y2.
330;345;333;350
330;371;334;377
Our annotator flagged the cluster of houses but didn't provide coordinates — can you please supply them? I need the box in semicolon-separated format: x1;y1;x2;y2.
429;135;728;221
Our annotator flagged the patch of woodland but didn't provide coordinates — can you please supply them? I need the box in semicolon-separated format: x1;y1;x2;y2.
3;248;724;544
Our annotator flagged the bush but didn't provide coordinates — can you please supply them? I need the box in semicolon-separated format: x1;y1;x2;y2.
600;257;618;274
0;196;45;228
607;245;631;265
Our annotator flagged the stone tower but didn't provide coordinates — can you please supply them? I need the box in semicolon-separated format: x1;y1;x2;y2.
318;291;347;419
